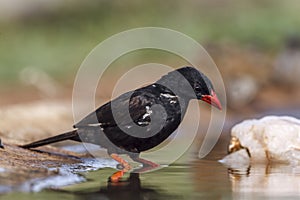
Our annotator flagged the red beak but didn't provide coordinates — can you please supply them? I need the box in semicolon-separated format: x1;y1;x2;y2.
201;90;222;110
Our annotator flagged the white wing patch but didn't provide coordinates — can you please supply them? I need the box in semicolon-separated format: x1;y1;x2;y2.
142;106;153;119
88;123;102;127
160;93;178;104
134;105;152;126
160;93;176;98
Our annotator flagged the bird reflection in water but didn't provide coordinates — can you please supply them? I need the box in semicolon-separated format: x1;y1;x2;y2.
109;157;161;182
74;172;177;200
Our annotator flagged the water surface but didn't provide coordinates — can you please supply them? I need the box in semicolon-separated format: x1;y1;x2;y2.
2;147;300;199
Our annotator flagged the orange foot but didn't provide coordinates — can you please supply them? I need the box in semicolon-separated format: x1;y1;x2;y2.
109;170;124;182
109;153;131;182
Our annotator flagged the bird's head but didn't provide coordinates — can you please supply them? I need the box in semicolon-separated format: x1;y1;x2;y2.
175;67;222;110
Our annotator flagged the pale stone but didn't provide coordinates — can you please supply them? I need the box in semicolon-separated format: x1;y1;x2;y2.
223;116;300;165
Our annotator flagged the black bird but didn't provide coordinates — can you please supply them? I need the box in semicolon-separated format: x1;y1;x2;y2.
20;66;221;181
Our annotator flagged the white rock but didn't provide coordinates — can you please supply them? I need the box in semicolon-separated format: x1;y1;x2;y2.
224;116;300;165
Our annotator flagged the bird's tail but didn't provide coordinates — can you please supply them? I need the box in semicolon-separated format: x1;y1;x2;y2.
20;130;79;149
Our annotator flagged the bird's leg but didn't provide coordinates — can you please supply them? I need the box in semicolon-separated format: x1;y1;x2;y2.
109;153;131;182
131;156;160;173
133;157;160;168
110;153;131;170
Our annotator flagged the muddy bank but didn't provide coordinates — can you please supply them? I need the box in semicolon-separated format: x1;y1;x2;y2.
0;101;117;192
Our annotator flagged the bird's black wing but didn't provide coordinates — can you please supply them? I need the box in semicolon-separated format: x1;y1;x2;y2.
73;84;181;153
74;86;157;129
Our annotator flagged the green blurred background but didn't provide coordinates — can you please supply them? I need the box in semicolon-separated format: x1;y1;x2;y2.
0;0;300;110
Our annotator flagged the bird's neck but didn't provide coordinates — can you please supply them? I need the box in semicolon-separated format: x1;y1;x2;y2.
177;96;191;119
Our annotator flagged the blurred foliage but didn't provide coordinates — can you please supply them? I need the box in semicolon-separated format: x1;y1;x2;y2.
0;0;300;83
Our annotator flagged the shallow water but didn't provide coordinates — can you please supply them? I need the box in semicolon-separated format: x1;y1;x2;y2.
2;145;300;200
